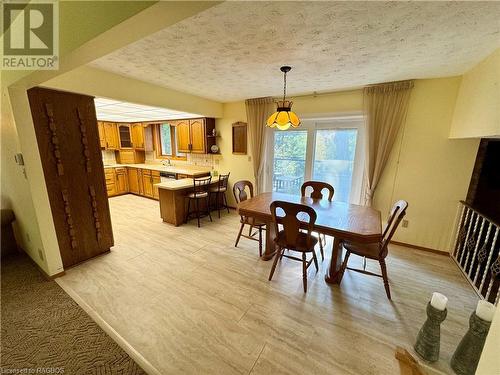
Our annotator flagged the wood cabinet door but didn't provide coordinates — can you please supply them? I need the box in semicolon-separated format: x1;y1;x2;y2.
131;124;145;149
118;124;132;148
104;122;119;149
128;168;140;194
115;168;128;194
176;120;191;153
27;87;114;268
98;122;106;148
152;171;160;200
190;119;206;153
142;170;153;197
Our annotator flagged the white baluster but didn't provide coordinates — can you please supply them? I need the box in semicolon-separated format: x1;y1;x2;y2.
459;209;476;265
466;216;484;277
479;227;499;295
452;203;466;258
473;222;493;284
457;207;472;263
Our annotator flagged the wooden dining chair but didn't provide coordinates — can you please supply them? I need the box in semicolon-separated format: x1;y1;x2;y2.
340;200;408;299
209;173;230;218
268;201;319;293
233;180;266;256
185;176;213;227
300;181;335;261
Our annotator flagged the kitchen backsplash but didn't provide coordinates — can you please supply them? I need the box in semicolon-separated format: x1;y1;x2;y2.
100;150;216;169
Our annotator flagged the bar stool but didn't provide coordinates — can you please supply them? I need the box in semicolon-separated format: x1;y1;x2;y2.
210;173;230;218
185;176;213;227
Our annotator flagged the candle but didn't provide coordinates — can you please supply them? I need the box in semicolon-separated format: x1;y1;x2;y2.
430;292;448;311
476;300;495;322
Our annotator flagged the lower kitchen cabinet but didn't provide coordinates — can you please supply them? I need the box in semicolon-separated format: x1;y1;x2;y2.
115;168;128;194
128;168;141;194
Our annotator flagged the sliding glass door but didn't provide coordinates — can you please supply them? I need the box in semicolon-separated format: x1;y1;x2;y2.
270;116;364;203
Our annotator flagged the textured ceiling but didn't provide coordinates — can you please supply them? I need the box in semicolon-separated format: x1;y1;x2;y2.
90;1;500;102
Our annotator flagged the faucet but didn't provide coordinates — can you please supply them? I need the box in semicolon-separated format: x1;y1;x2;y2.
162;158;172;167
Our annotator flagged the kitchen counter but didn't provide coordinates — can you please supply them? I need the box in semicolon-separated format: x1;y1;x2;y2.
155;178;219;191
103;163;210;177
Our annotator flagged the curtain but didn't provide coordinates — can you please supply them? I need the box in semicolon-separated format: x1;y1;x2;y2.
363;80;414;206
245;97;275;193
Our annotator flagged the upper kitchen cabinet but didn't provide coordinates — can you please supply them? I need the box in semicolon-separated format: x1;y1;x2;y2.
175;118;215;154
131;123;153;151
97;122;106;148
118;124;133;148
103;122;119;149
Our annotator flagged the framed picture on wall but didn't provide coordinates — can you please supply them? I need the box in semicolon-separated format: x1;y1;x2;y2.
232;121;247;155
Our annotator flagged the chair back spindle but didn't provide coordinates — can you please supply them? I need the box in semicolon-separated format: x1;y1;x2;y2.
192;176;212;196
233;180;254;204
381;200;408;252
216;173;230;192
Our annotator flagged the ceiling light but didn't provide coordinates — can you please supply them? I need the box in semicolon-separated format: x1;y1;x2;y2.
266;66;301;131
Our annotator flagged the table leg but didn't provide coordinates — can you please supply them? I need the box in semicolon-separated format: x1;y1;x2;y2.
262;221;277;261
325;237;344;284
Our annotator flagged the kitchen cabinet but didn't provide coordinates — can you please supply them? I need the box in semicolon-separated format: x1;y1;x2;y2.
128;168;140;194
98;122;106;148
116;149;145;164
142;170;153;198
174;118;216;154
152;171;161;199
115;168;128;194
131;123;145;149
103;122;119;150
118;124;133;148
105;168;116;196
176;120;191;153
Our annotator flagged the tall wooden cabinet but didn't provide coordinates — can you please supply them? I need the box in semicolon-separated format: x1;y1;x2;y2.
103;122;119;149
28;87;114;269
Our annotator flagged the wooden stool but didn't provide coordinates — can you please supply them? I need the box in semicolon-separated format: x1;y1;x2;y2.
185;176;213;228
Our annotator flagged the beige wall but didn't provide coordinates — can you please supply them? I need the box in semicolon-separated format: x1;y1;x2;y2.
217;79;479;252
450;49;500;138
374;78;479;251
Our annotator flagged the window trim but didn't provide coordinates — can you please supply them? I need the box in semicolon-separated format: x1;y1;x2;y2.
152;123;187;161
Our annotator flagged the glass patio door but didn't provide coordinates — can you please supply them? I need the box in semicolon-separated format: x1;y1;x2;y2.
312;128;358;202
272;130;307;195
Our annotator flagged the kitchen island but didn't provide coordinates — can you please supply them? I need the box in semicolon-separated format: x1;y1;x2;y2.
156;178;218;226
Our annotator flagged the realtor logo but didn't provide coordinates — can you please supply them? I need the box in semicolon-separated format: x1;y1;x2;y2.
2;0;59;70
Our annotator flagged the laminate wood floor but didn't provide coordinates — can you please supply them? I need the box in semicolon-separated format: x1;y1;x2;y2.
57;194;478;375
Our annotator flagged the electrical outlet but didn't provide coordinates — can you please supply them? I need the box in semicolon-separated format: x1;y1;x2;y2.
402;220;409;228
38;249;44;261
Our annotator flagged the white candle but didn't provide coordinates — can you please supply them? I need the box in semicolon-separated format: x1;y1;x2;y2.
476;300;495;322
430;292;448;311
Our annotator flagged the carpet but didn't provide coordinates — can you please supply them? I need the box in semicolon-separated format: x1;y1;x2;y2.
1;253;147;375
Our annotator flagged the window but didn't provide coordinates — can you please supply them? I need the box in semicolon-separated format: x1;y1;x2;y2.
155;123;186;159
269;116;364;204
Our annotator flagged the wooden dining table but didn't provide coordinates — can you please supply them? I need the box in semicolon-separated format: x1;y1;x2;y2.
237;192;382;284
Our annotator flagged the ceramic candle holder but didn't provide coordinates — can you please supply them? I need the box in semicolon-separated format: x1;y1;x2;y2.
450;311;491;375
414;302;447;362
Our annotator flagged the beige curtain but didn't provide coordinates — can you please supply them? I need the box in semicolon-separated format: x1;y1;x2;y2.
363;80;414;206
245;97;274;193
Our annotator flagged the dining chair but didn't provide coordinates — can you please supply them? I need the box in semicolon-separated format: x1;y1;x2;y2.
185;176;213;227
300;180;335;261
210;173;230;218
268;201;319;293
340;200;408;299
233;180;266;256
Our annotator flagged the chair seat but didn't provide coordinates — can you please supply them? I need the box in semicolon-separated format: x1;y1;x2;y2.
210;187;227;193
275;230;318;252
241;216;266;227
187;191;208;199
342;241;383;259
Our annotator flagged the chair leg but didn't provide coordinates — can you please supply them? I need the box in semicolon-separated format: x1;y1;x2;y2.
341;250;351;275
312;250;318;271
195;198;200;228
258;226;262;257
224;193;230;213
302;252;308;293
379;259;391;300
318;236;324;261
268;247;282;281
207;197;213;222
235;222;245;247
217;193;221;219
185;198;191;223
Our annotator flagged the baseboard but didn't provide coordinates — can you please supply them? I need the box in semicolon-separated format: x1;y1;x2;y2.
390;241;449;256
17;246;66;279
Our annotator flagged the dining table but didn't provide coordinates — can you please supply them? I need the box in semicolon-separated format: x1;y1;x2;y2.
237;192;382;284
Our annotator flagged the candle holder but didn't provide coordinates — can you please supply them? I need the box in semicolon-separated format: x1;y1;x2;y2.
450;311;491;375
414;302;447;362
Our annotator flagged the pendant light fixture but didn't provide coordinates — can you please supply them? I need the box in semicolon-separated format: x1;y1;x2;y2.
266;66;301;131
